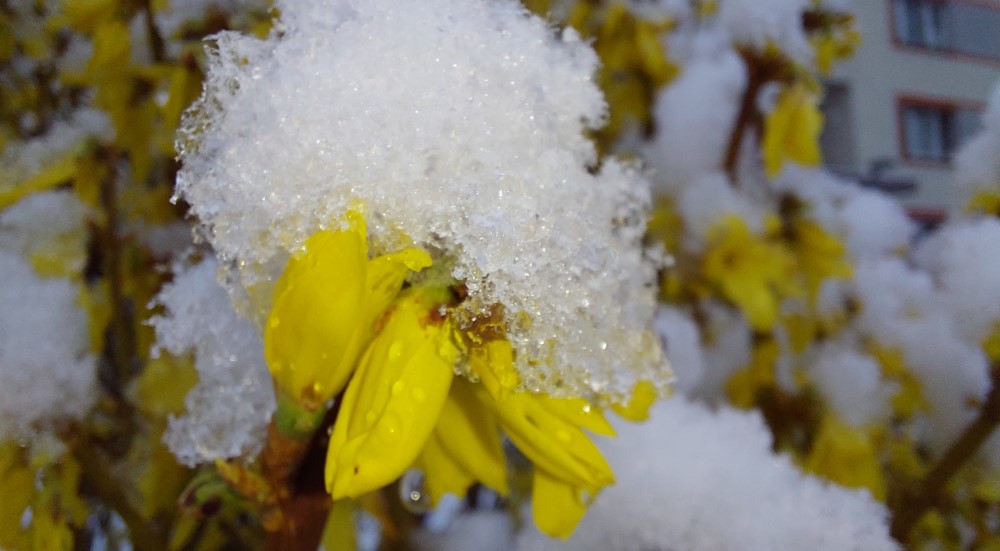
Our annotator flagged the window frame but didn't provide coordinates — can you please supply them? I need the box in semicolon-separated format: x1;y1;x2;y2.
887;0;1000;65
896;94;985;166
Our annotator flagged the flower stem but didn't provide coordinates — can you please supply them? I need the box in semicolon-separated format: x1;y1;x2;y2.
262;392;335;551
890;364;1000;542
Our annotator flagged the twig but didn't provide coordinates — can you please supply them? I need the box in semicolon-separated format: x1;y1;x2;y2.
98;152;137;396
72;437;167;551
141;0;167;63
890;365;1000;542
723;52;767;181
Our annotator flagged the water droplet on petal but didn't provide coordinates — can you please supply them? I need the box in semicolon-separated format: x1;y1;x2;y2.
389;341;405;362
377;413;402;441
391;380;406;396
411;388;427;404
269;317;280;328
399;469;430;514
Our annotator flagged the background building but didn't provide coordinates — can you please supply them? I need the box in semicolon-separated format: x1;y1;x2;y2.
822;0;1000;223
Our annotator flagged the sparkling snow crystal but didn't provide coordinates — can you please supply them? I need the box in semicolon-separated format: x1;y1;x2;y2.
175;0;667;399
151;259;275;465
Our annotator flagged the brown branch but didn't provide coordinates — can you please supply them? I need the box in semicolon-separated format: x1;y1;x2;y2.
890;365;1000;542
71;437;166;551
98;151;138;397
141;0;167;63
723;53;768;182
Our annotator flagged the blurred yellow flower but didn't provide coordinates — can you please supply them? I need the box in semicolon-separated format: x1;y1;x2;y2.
702;215;797;331
762;83;824;177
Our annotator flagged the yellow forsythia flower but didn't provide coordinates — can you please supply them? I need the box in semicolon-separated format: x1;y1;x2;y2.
417;379;509;504
264;216;431;406
702;215;796;331
326;286;460;499
805;414;886;501
762;83;824;178
791;219;852;301
467;340;615;538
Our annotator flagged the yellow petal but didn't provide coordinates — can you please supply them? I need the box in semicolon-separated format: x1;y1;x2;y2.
0;442;34;549
763;84;824;178
532;468;587;539
468;339;521;401
477;388;613;490
611;380;658;422
326;288;458;499
364;247;432;329
264;222;368;404
0;154;77;210
433;380;509;496
804;414;886;501
544;397;616;435
418;433;476;505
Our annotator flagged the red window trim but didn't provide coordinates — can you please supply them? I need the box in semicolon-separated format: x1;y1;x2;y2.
907;205;948;224
886;0;1000;67
895;93;986;167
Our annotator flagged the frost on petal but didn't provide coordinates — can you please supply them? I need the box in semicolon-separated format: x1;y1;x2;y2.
151;259;275;466
175;0;667;400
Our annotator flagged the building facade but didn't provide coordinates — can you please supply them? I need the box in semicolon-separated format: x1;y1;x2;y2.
822;0;1000;220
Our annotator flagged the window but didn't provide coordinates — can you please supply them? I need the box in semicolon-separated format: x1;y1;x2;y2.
891;0;1000;61
899;98;981;163
893;0;949;50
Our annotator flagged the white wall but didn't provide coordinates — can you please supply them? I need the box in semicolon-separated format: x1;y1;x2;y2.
832;0;1000;211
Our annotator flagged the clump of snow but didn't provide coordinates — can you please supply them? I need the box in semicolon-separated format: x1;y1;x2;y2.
954;80;1000;207
717;0;813;65
850;257;991;452
677;172;768;244
628;0;692;21
914;218;1000;343
0;250;97;439
413;511;513;551
515;397;897;551
775;167;915;261
654;307;704;393
809;339;894;428
691;301;752;402
151;259;275;466
175;0;667;400
645;48;746;191
0;109;111;184
820;0;854;12
0;191;89;261
837;189;914;260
